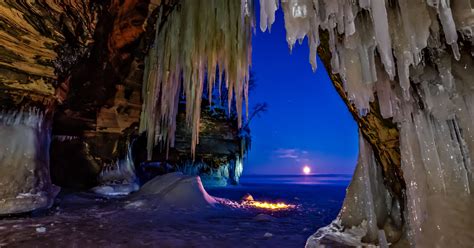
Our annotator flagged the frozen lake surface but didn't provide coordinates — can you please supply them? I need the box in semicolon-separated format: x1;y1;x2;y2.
0;174;349;247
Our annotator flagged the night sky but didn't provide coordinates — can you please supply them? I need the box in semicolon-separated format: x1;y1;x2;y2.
245;5;358;175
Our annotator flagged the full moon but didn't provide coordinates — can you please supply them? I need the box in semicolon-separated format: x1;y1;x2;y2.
303;166;311;175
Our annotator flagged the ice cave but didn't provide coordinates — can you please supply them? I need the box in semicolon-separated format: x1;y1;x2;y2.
0;0;473;247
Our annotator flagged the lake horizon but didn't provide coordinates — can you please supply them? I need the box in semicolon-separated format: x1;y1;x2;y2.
239;173;353;186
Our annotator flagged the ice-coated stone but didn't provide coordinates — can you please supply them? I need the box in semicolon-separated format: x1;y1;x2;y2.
338;132;391;243
0;109;59;215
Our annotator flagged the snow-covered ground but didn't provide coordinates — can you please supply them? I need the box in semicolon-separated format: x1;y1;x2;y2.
0;173;346;247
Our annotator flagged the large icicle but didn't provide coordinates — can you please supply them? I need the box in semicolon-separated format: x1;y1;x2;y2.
260;0;279;32
141;0;253;158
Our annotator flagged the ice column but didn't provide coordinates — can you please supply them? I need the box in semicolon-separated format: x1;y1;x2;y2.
0;109;59;214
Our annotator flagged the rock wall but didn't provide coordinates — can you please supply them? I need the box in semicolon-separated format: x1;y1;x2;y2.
50;0;156;189
0;0;98;214
135;103;245;187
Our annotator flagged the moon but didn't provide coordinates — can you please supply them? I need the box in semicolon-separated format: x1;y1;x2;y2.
303;166;311;175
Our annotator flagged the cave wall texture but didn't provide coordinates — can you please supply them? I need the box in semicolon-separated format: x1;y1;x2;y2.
0;0;98;214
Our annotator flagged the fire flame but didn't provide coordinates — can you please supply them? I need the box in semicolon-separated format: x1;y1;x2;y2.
246;201;294;210
242;200;295;210
237;194;295;210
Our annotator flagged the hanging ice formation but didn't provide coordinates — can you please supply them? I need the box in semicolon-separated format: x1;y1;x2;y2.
256;0;473;247
140;0;254;158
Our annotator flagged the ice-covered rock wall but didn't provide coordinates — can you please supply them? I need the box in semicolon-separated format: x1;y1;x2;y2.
0;110;59;214
256;0;473;246
177;157;244;187
307;133;401;246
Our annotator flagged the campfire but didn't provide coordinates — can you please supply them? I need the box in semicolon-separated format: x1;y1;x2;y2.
241;194;295;210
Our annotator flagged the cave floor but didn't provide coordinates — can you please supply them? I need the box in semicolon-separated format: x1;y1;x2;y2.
0;183;345;248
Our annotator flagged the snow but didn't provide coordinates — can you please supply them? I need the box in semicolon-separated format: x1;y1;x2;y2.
132;172;218;209
263;232;273;238
305;219;369;247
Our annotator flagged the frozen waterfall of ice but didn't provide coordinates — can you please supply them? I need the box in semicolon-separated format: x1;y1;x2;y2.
92;144;140;196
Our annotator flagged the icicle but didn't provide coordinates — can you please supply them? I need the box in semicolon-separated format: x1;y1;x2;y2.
375;62;395;119
260;0;279;32
437;3;461;60
141;0;253;158
281;0;312;50
370;0;395;79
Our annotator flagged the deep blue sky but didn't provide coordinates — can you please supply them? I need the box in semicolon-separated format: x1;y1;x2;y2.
245;6;358;175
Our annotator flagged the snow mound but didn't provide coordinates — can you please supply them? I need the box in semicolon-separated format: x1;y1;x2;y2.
131;172;217;209
92;184;140;197
305;219;370;247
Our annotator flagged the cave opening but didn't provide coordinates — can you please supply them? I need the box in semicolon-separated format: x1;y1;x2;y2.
206;5;359;246
1;0;474;247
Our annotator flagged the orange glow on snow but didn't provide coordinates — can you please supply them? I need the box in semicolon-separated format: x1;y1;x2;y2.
303;166;311;175
243;200;295;210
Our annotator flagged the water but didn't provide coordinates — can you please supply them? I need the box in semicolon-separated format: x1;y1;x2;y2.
239;174;352;186
206;174;351;247
207;174;349;210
